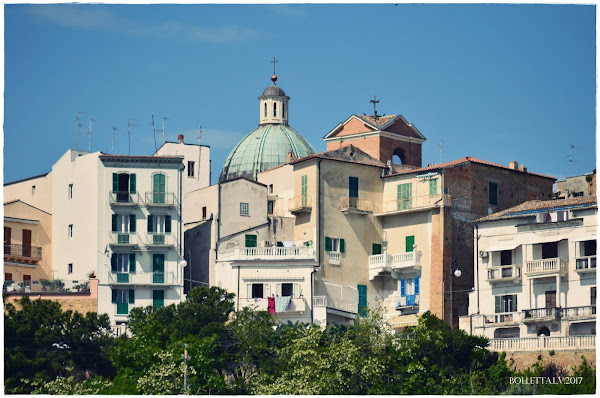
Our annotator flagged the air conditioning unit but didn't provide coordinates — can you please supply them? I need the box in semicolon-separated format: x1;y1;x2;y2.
479;251;488;258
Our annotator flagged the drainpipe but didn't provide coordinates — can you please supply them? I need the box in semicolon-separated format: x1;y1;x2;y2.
311;159;322;324
475;223;480;314
179;162;184;300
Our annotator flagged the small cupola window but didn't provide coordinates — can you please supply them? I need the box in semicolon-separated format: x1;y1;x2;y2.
273;102;277;117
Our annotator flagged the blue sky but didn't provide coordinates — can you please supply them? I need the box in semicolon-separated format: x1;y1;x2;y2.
3;3;596;185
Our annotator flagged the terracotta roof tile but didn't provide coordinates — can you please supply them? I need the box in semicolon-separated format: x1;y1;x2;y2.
476;196;597;222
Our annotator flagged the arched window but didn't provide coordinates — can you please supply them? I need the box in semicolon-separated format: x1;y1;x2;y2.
264;103;267;117
282;103;285;118
152;173;166;204
392;148;406;164
273;102;277;117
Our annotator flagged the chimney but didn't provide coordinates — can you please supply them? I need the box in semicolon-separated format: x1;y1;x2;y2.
519;164;527;173
286;151;297;163
508;161;518;170
178;134;184;144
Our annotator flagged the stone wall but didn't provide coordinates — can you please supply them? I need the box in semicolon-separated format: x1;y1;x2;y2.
504;350;595;373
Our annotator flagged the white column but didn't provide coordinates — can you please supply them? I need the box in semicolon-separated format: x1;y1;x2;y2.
556;275;561;308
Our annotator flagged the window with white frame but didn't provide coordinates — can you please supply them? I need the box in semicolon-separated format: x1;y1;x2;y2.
68;224;73;239
147;215;172;234
68;184;73;199
187;161;195;177
68;263;73;274
240;202;249;216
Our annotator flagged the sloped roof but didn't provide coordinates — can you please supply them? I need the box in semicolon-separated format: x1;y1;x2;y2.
323;114;425;141
4;199;52;216
290;145;386;168
476;196;597;222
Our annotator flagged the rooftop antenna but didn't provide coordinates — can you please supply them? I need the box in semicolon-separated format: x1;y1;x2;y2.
127;118;138;155
436;140;447;164
111;127;119;154
198;125;203;145
162;116;168;145
370;96;380;118
88;117;95;152
567;145;582;174
151;115;158;152
76;111;88;150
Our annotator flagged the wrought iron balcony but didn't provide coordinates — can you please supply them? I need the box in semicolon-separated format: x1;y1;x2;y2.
486;265;522;283
396;294;419;311
109;191;140;206
289;195;312;213
4;243;42;262
109;232;138;247
524;257;568;277
144;233;175;248
144;192;177;207
340;197;374;214
575;256;596;273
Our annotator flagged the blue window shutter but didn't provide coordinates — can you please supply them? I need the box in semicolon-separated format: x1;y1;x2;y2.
129;253;136;272
111;289;117;304
415;277;420;295
400;279;406;297
111;254;117;272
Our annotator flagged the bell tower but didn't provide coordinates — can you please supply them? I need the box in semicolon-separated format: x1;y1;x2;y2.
258;57;290;126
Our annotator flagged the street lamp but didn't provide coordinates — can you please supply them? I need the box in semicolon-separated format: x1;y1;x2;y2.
450;266;462;329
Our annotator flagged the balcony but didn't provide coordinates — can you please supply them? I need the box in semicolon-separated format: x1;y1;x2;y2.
238;297;306;313
4;243;42;264
561;305;596;320
328;251;341;265
396;295;419;312
524;257;568;277
3;279;91;294
144;233;175;248
484;312;524;325
313;296;358;314
486;265;522;283
340;197;374;214
523;307;560;323
144;192;177;207
218;246;315;262
369;251;421;280
107;271;178;286
109;191;140;207
489;335;596;352
109;232;138;247
289;195;312;213
575;256;596;274
374;194;451;217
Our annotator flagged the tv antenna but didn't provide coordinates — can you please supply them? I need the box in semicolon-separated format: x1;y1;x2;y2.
76;111;88;150
162;116;168;145
111;127;119;154
88;117;95;152
435;140;447;164
567;145;582;174
127;118;138;155
198;125;203;145
151;115;158;152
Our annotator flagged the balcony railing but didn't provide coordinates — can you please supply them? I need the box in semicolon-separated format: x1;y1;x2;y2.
313;295;358;314
289;195;312;212
484;312;523;324
524;257;568;276
3;279;91;294
561;305;596;319
238;297;306;313
486;265;522;283
396;294;419;309
374;194;451;216
109;232;138;246
523;307;560;322
369;251;421;280
328;251;341;265
489;335;595;352
218;246;315;261
144;233;175;247
144;192;177;207
4;243;42;261
340;197;374;214
575;256;596;273
109;191;140;206
107;271;178;285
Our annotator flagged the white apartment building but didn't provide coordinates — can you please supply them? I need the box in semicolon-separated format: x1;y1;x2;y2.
51;149;187;326
460;196;597;351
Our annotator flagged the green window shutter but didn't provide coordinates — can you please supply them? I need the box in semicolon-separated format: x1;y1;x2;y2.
406;236;415;253
111;289;117;304
165;215;171;233
245;234;257;248
129;174;136;193
429;179;438;195
153;254;165;273
372;243;382;255
112;214;118;232
112;173;118;192
324;236;331;252
128;289;135;304
153;290;165;308
349;177;359;198
340;239;345;253
489;182;498;206
495;296;502;313
129;215;136;233
301;175;307;195
357;284;368;317
129;253;136;272
111;254;117;272
147;215;154;233
511;295;517;312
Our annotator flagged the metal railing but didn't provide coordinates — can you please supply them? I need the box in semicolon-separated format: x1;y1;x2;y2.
328;251;341;265
396;295;420;308
489;335;595;352
109;232;138;246
145;233;175;247
524;257;568;275
107;271;178;285
486;265;521;281
313;295;358;314
144;192;177;206
3;279;91;294
289;195;312;211
4;243;42;260
340;197;374;213
109;191;139;206
374;194;451;215
575;256;596;271
218;246;314;261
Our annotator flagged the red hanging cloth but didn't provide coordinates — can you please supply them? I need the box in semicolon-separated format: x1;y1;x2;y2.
267;296;276;314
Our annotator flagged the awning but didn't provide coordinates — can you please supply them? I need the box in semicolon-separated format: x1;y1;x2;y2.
483;242;522;252
388;313;419;328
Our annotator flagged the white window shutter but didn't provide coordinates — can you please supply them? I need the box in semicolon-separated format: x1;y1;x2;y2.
293;283;299;298
264;283;271;297
247;284;252;299
276;284;282;296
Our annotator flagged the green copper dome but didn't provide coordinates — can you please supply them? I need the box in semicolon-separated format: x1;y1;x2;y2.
219;124;316;182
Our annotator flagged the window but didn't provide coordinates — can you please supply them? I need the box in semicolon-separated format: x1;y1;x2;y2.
250;283;265;298
153;290;165;308
68;184;73;199
372;243;382;255
68;224;73;239
273;102;277;117
542;242;558;259
281;283;294;297
324;236;344;253
4;227;11;255
405;236;415;253
358;284;368;317
23;275;31;285
349;176;359;198
147;215;171;234
500;250;512;266
152;254;165;283
583;240;597;256
429;179;438;196
152;173;166;203
187;161;195;177
245;234;257;248
269;184;274;194
111;253;136;274
528;190;538;201
112;173;136;202
495;294;517;313
112;289;134;314
264;103;267;117
22;229;32;257
240;202;249;216
282;103;285;118
400;278;420;298
592;287;596;306
397;183;412;210
301;175;308;206
32;185;36;195
489;182;498;206
267;200;274;215
112;214;136;233
5;273;13;282
68;263;73;274
202;206;207;219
